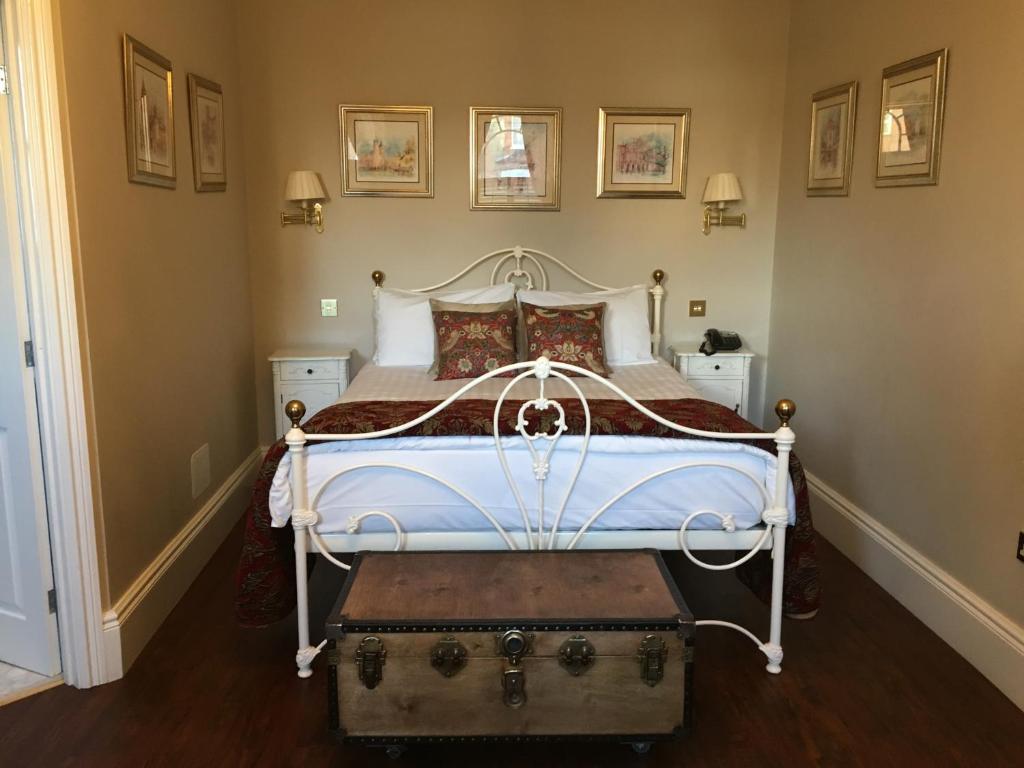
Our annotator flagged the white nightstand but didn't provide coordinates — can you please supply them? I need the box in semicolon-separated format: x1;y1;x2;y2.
269;348;352;437
670;343;754;419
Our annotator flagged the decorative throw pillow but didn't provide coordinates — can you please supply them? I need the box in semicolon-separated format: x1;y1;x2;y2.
521;302;609;376
518;286;655;366
430;300;518;380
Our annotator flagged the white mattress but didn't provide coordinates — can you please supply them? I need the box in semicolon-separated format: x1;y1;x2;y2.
269;361;796;536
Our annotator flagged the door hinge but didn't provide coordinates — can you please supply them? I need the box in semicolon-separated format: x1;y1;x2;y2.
0;65;9;95
24;340;35;367
48;588;57;614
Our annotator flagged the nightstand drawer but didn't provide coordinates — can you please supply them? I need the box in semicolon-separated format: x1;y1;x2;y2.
685;356;744;377
279;359;340;382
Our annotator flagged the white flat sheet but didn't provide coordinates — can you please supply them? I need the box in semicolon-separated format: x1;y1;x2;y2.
269;360;796;537
340;359;698;403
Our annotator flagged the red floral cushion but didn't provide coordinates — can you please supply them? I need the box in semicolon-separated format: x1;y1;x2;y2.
431;300;518;380
521;302;609;376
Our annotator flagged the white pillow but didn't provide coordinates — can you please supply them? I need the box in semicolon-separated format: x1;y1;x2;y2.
374;283;516;366
518;285;654;366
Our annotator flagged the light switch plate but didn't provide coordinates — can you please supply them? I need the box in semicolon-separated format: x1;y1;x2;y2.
190;444;211;499
689;299;707;317
321;299;338;317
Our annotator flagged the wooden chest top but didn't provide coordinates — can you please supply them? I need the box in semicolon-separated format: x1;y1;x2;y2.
328;550;691;635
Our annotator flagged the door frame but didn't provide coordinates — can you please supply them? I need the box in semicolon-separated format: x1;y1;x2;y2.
3;0;107;687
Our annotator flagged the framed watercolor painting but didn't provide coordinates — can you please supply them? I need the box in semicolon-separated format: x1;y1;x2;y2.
596;107;690;198
187;74;226;192
807;81;858;196
339;105;433;197
469;107;561;211
876;49;949;187
123;35;175;188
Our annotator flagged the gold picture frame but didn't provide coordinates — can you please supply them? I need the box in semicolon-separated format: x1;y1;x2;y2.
123;35;175;188
876;49;949;187
596;107;690;198
339;105;433;197
187;74;226;192
807;81;858;196
469;107;562;211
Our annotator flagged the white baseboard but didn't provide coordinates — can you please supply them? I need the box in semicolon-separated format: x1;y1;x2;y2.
807;471;1024;711
100;447;263;680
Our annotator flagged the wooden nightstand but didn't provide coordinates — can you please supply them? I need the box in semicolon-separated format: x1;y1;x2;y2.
670;343;754;419
269;348;352;437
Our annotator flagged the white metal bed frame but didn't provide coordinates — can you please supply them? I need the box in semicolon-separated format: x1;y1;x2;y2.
282;246;796;680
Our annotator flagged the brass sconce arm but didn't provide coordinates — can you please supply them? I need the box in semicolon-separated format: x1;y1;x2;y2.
280;202;324;234
702;205;746;236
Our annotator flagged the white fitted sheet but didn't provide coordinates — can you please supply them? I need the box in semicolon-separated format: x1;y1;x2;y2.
269;362;795;535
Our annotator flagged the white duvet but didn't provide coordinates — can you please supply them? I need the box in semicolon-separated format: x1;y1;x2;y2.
268;360;794;536
268;360;796;535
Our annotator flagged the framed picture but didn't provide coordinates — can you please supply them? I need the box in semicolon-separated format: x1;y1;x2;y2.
123;35;175;188
469;107;561;211
339;105;433;197
187;74;226;192
596;107;690;198
807;81;858;196
876;49;949;187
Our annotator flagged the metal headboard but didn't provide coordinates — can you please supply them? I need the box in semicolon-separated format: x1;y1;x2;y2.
370;245;667;353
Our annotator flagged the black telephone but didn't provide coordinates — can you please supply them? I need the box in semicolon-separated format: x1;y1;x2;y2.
699;328;742;355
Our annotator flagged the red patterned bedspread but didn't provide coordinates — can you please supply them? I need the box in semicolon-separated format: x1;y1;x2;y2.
235;397;819;626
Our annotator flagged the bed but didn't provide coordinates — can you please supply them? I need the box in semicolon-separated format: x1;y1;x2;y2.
240;246;816;680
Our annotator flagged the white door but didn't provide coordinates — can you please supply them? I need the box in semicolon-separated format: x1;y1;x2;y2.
0;16;61;676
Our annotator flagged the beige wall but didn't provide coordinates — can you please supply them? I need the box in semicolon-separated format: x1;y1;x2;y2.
767;0;1024;625
236;0;792;445
57;0;256;603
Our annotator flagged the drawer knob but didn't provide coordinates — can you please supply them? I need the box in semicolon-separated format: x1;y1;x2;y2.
306;368;314;375
714;364;721;370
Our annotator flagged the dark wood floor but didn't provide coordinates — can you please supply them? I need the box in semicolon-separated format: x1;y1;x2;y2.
1;523;1021;767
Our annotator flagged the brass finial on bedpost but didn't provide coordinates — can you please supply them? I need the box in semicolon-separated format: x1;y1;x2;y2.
371;270;385;287
775;398;796;427
652;269;665;286
285;400;306;429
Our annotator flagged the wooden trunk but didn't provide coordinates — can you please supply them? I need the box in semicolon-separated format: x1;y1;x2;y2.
326;550;694;747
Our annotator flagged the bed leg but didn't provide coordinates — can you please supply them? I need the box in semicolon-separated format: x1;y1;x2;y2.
764;398;795;675
293;523;315;678
285;400;316;679
763;524;786;674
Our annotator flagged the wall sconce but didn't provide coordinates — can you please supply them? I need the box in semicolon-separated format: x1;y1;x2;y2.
280;170;327;233
701;172;746;235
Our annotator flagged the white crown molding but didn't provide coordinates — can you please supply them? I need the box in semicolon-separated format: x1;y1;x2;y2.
806;471;1024;711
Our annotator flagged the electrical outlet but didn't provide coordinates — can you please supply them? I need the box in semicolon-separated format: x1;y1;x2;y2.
320;299;338;317
1017;531;1024;563
190;444;210;499
689;299;707;317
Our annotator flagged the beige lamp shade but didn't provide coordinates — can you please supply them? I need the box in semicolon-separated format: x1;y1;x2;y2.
284;170;327;201
702;173;743;204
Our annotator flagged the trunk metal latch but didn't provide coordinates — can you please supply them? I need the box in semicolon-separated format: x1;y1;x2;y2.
430;636;468;678
637;634;667;687
502;667;526;708
558;635;596;676
497;630;532;707
355;636;386;689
